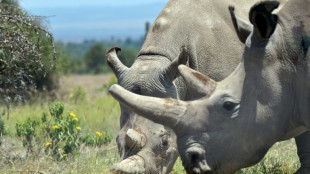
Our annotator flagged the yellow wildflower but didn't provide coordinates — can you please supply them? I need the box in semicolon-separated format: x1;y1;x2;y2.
52;126;59;129
45;142;52;146
73;117;78;121
96;131;102;137
76;126;81;130
70;112;76;117
69;88;73;92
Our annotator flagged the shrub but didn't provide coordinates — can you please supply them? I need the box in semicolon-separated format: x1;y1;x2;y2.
80;131;112;147
0;1;56;106
15;101;112;159
84;43;106;74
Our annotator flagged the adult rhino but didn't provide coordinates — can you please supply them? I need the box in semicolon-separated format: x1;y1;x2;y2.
108;0;259;173
109;0;310;173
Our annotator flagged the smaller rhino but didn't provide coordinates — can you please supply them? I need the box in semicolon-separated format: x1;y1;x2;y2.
109;0;310;173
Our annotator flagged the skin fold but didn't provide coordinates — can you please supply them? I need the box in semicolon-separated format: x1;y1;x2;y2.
109;0;310;173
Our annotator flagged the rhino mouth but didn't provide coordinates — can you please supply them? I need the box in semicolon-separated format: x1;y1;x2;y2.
182;145;215;174
183;146;235;174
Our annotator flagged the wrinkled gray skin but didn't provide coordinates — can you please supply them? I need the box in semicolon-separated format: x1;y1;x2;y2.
108;0;264;173
108;0;270;173
109;0;310;173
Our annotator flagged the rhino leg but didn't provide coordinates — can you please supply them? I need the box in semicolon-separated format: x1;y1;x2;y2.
295;131;310;174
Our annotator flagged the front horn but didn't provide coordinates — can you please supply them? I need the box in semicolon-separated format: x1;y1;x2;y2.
109;84;188;130
106;47;128;78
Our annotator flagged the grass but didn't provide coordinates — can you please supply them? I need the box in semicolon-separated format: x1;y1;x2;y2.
170;140;300;174
0;138;120;173
0;74;302;173
237;139;299;174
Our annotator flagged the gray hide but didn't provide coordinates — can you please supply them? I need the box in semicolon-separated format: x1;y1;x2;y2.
106;0;310;173
108;0;257;173
109;0;310;173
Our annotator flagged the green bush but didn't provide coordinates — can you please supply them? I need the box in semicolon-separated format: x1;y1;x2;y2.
15;101;112;159
0;1;57;105
80;131;112;147
84;43;106;74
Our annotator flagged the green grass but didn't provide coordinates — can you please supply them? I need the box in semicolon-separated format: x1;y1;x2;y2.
0;93;121;173
5;95;120;136
0;139;120;173
237;139;299;174
0;75;302;173
170;140;300;173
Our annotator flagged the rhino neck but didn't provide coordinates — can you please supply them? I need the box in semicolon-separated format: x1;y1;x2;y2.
276;0;310;130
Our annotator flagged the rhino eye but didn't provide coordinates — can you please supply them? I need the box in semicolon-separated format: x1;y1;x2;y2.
223;101;238;111
217;97;240;118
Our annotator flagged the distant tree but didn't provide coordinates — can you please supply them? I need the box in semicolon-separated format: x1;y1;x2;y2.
84;43;105;74
0;0;56;117
145;21;150;37
117;48;138;67
125;37;133;45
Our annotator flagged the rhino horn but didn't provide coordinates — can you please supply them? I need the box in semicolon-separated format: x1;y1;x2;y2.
106;47;128;79
109;84;188;129
162;46;189;83
178;65;217;99
249;1;279;41
229;6;253;43
125;129;146;149
111;155;145;174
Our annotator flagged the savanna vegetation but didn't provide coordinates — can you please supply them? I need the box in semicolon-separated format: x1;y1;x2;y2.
0;0;303;173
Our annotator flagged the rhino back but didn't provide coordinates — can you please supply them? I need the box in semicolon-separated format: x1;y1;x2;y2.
138;0;262;81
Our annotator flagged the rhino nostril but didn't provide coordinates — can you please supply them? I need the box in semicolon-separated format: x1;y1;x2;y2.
190;152;200;166
185;148;212;173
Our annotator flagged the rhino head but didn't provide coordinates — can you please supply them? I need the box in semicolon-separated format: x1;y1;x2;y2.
110;1;310;173
107;47;188;173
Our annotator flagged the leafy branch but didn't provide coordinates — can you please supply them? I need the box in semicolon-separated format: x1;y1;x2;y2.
0;1;56;116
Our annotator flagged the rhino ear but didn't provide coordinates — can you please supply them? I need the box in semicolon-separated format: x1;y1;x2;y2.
106;47;129;79
229;6;253;43
178;65;216;99
249;1;279;42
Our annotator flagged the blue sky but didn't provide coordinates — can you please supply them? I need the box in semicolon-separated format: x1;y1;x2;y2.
19;0;168;41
